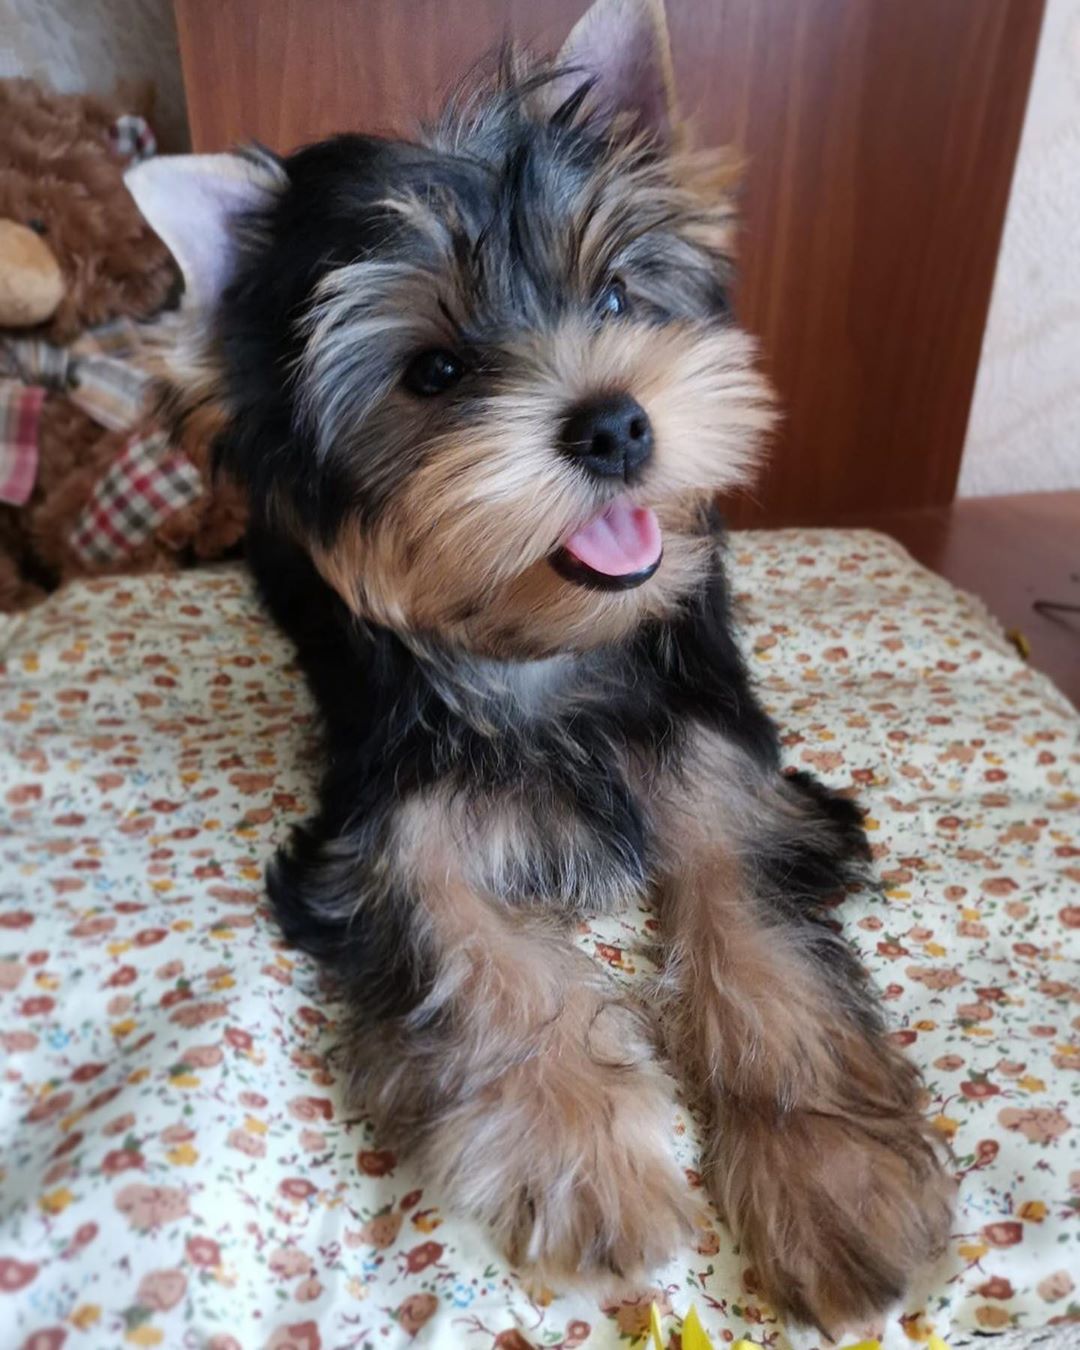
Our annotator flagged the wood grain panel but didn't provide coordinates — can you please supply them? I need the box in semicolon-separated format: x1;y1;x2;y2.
175;0;1044;523
175;0;585;149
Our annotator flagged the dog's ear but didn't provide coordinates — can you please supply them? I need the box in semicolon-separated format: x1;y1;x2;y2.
125;148;285;310
554;0;677;141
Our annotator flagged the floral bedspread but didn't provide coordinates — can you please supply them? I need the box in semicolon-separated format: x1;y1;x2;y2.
0;531;1077;1350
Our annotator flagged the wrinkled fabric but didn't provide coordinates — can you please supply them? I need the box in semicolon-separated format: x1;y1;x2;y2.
0;534;1077;1349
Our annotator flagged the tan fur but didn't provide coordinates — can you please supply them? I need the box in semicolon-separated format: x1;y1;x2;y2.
313;507;714;657
311;319;772;653
341;796;696;1279
123;7;954;1319
669;146;745;257
652;757;955;1332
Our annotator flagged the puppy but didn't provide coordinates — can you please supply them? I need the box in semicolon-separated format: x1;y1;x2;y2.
129;0;953;1329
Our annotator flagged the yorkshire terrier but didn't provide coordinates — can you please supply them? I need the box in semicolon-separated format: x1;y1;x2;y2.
129;0;953;1329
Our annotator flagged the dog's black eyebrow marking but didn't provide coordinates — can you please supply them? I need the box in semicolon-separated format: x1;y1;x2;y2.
437;297;466;339
504;141;531;259
472;218;493;270
449;223;475;285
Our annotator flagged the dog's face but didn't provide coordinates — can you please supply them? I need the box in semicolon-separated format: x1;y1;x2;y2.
130;0;773;658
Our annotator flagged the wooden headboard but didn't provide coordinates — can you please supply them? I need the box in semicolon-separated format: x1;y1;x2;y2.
175;0;1044;525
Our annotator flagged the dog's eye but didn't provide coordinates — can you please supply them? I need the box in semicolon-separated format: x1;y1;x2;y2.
27;218;48;236
596;279;627;321
403;349;466;397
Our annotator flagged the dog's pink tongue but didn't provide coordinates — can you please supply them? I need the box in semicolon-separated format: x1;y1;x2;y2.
562;503;662;576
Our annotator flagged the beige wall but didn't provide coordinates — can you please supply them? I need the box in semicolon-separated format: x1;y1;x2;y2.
0;0;189;150
959;0;1080;498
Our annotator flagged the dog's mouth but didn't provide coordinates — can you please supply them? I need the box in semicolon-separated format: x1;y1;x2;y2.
550;500;662;591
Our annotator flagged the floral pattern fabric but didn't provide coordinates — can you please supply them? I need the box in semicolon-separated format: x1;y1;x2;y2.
0;530;1077;1350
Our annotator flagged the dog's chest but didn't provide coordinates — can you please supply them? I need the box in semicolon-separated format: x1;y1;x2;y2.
460;772;650;914
445;689;653;914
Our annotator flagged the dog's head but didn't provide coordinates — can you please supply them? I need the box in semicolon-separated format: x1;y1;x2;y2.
130;0;773;658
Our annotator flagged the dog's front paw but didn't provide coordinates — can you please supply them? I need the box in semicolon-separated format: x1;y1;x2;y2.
709;1105;955;1333
503;1097;696;1280
423;1002;696;1280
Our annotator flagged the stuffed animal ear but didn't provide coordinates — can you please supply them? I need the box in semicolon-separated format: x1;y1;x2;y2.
124;149;285;310
553;0;678;141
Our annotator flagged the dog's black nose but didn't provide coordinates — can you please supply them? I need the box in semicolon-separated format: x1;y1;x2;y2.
560;394;653;481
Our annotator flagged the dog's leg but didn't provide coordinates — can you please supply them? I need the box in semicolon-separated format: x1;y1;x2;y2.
656;773;954;1331
272;817;694;1280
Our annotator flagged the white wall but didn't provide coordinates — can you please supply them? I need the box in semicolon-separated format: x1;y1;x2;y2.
959;0;1080;498
0;0;189;150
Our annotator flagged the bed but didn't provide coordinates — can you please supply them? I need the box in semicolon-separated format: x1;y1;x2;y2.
1;530;1077;1349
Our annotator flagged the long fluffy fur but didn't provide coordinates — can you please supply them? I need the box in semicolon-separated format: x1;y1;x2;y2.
165;38;954;1332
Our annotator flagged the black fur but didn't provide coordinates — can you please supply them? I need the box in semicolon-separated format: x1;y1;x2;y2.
213;76;731;549
202;61;868;1062
136;32;962;1322
250;513;868;1020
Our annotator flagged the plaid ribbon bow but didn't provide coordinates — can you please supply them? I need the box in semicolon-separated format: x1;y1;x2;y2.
0;317;206;563
0;319;155;505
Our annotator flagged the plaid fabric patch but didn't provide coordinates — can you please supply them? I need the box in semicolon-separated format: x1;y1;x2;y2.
108;113;157;164
68;429;203;566
0;380;46;505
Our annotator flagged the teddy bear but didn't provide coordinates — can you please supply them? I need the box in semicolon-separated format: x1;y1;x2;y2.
0;78;247;612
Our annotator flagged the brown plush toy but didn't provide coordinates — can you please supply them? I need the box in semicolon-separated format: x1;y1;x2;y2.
0;79;246;612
